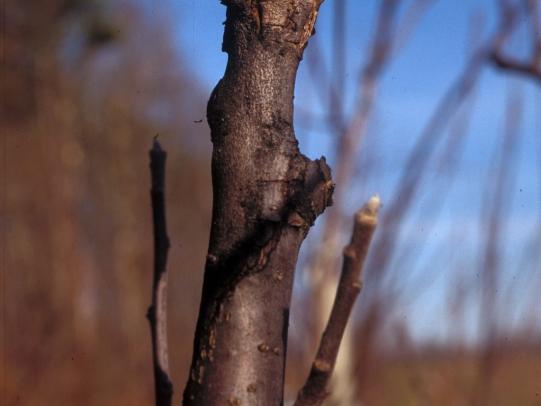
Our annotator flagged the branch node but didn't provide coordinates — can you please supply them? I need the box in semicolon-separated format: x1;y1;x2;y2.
294;195;380;406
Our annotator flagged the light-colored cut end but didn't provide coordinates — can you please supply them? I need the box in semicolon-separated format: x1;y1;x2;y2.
356;194;381;225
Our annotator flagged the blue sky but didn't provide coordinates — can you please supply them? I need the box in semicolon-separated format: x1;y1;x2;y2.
168;0;540;345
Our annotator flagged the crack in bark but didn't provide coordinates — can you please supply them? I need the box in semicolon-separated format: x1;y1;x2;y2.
183;1;329;404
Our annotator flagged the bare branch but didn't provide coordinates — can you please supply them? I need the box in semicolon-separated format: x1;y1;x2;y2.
330;0;346;131
490;0;541;82
147;138;173;406
294;196;381;406
392;0;435;55
490;51;541;82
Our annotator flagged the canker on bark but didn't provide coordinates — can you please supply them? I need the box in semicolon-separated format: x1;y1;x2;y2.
183;2;332;405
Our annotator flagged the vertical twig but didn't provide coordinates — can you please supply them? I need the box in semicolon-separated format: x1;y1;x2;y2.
330;0;346;132
147;138;173;406
294;196;381;406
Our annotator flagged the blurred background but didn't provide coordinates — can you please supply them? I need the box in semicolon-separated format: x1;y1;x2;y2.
2;0;540;405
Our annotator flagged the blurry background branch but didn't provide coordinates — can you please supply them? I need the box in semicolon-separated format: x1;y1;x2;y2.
490;0;541;82
301;1;434;403
291;0;541;404
147;139;173;406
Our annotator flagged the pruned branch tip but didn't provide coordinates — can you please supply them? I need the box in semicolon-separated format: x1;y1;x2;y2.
294;195;381;406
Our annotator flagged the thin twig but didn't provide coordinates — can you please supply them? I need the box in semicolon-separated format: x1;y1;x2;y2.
490;0;541;83
330;0;346;132
392;0;435;55
294;196;381;406
491;52;541;82
147;138;173;406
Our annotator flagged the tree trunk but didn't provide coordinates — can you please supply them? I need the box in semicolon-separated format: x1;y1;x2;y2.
183;1;331;404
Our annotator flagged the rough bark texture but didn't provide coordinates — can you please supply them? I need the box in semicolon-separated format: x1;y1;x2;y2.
183;1;332;405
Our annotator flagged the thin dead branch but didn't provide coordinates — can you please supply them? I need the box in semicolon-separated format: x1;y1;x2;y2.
294;196;381;406
147;138;173;406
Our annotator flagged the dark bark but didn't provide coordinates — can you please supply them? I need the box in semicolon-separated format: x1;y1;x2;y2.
183;1;332;405
148;139;173;406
